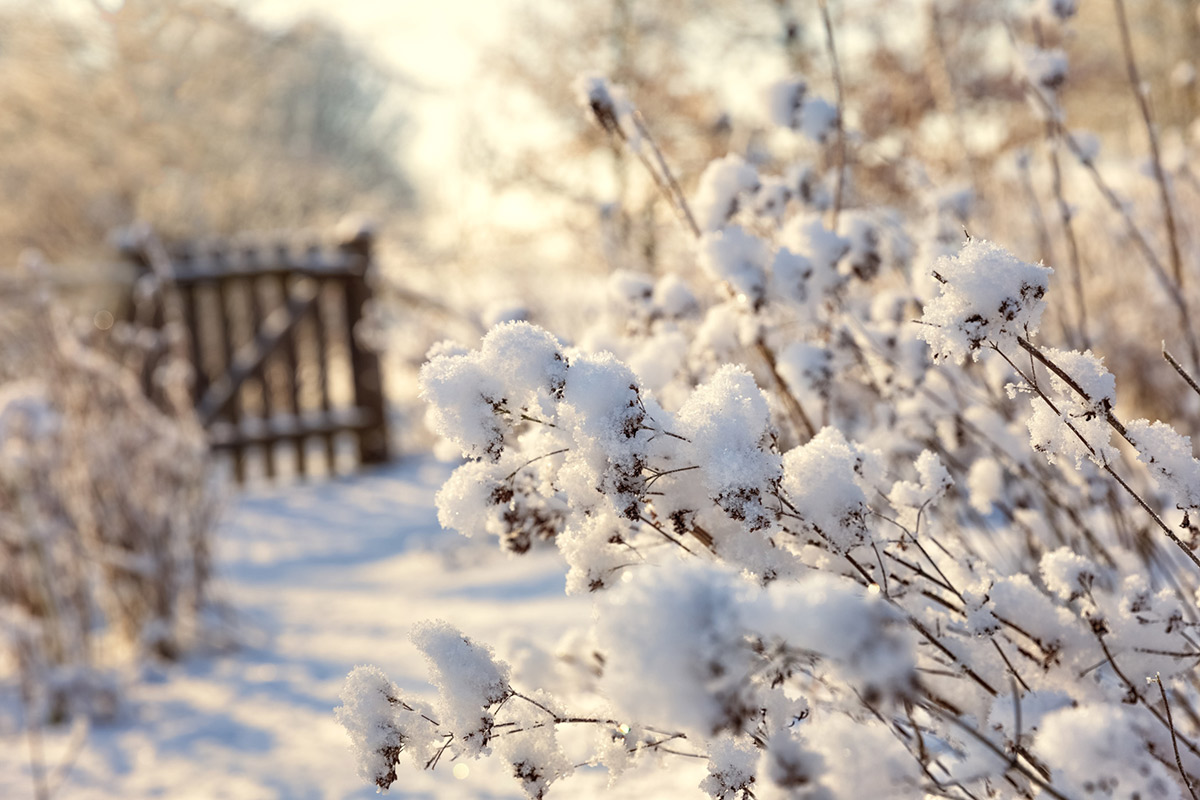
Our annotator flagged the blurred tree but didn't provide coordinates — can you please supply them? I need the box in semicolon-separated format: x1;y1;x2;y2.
0;0;412;263
461;0;1028;280
465;0;790;276
462;0;1200;287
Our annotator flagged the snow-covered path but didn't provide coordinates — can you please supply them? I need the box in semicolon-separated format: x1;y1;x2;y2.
0;457;704;799
0;460;548;798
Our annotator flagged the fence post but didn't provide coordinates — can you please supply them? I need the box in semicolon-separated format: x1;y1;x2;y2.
338;226;390;466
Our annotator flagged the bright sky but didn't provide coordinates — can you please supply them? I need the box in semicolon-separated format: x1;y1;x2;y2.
244;0;516;214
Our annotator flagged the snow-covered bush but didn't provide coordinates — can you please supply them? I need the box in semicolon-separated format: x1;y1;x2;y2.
342;7;1200;797
0;278;219;724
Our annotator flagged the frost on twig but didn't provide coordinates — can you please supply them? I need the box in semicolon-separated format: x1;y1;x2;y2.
917;239;1052;364
340;36;1200;799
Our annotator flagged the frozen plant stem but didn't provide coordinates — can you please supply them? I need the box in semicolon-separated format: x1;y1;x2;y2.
999;342;1200;573
1096;635;1200;766
927;5;976;187
1017;154;1055;274
1045;128;1088;349
1031;12;1088;348
20;666;50;800
818;0;846;232
755;340;817;439
1164;345;1200;401
628;111;701;239
588;86;817;444
1023;69;1200;370
1153;674;1200;800
922;701;1071;800
1114;0;1184;288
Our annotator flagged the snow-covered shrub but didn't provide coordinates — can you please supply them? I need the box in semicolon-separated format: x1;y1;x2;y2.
342;12;1200;797
0;280;219;723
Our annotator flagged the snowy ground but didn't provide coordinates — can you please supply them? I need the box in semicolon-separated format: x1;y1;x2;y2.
0;457;703;799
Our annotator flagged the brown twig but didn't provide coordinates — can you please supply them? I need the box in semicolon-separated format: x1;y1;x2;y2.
1019;61;1200;370
921;698;1072;800
1113;0;1184;288
1045;130;1088;349
817;0;846;231
755;339;817;442
997;343;1200;573
1164;344;1200;401
630;111;702;239
1153;674;1200;800
1096;634;1200;765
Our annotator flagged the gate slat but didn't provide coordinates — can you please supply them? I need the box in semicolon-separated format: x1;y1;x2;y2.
278;244;308;478
243;253;275;480
196;279;319;428
313;282;337;475
339;232;389;466
213;248;246;484
122;228;390;486
177;247;207;405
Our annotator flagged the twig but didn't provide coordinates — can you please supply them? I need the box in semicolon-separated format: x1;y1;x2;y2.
505;448;570;481
1114;0;1184;288
1017;151;1056;270
638;514;697;555
1153;674;1200;800
1096;633;1200;764
921;699;1072;800
1010;676;1023;771
995;640;1032;695
1029;14;1088;349
629;112;702;239
907;616;998;697
424;734;455;770
998;343;1200;573
817;0;846;231
1164;344;1200;401
755;339;817;442
872;541;890;597
1020;62;1200;369
644;464;701;490
1015;336;1127;439
1045;125;1088;349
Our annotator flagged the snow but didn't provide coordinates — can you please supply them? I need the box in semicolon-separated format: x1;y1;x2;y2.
1021;47;1069;92
409;619;511;758
1024;348;1118;468
766;77;807;130
693;155;760;233
594;561;752;739
1039;547;1096;601
652;274;700;320
0;458;704;798
574;74;641;149
1126;418;1200;509
674;365;781;531
766;77;838;144
1035;705;1183;799
780;428;871;553
918;239;1052;364
698;226;770;308
698;734;756;800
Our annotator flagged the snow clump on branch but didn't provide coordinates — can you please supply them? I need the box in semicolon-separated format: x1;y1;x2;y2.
917;239;1052;363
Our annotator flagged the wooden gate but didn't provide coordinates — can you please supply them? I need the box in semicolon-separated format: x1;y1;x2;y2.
122;228;389;483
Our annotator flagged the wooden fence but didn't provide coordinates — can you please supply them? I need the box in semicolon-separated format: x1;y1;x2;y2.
121;229;389;483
